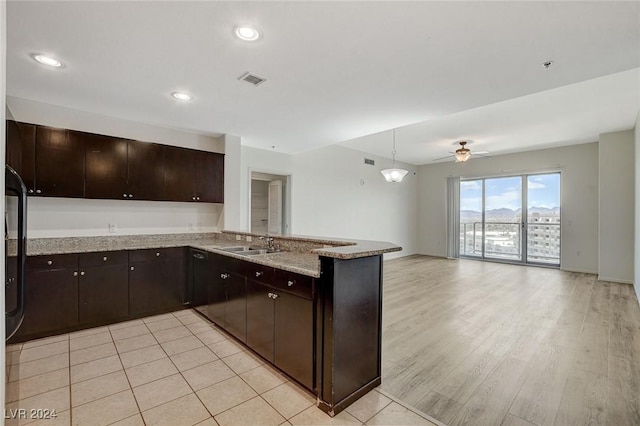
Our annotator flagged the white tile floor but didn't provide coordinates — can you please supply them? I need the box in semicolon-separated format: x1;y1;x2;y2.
5;309;438;425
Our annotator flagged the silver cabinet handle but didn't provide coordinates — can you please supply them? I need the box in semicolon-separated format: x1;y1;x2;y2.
192;196;196;201
130;266;135;271
156;252;160;257
103;256;108;261
36;189;41;194
73;272;78;277
221;273;229;279
271;293;279;300
47;260;53;266
28;189;33;194
129;194;133;198
80;271;85;276
123;193;127;198
268;292;273;298
196;197;200;201
255;271;263;277
287;280;294;287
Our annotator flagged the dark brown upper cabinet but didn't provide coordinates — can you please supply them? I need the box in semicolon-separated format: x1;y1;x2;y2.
84;133;129;199
195;150;224;203
164;147;225;203
5;123;224;203
163;146;195;202
127;140;165;200
5;121;36;193
36;127;85;198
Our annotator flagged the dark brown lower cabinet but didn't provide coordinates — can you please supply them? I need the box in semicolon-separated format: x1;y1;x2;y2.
246;280;275;362
246;280;313;389
129;248;186;316
78;251;129;325
15;254;79;339
224;272;247;343
274;291;313;389
207;263;226;328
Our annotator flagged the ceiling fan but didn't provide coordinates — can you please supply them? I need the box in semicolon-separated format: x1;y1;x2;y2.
434;141;489;163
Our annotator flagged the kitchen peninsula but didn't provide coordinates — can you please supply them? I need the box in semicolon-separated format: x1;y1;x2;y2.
7;231;401;416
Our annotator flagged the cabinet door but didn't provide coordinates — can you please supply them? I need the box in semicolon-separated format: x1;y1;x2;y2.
246;280;274;362
207;265;226;327
275;292;313;389
35;127;85;197
195;151;224;203
129;257;186;316
79;264;129;325
18;268;79;337
5;122;36;193
129;261;164;316
127;140;165;200
163;145;195;202
225;273;247;343
84;133;128;199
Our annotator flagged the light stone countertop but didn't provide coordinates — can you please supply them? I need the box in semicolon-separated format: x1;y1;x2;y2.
8;231;401;278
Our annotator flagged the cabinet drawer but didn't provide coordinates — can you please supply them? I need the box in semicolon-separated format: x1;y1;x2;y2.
129;247;184;263
27;254;79;271
79;251;128;268
242;262;274;284
273;269;314;299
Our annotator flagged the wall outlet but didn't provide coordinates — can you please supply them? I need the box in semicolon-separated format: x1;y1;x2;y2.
246;236;252;242
236;235;242;241
108;223;117;233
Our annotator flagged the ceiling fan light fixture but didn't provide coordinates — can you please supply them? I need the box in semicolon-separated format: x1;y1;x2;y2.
454;141;471;162
380;129;409;183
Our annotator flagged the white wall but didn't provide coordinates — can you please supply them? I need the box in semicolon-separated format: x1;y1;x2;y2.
599;130;634;283
635;112;640;302
223;134;242;231
418;143;600;274
6;97;224;237
291;144;418;258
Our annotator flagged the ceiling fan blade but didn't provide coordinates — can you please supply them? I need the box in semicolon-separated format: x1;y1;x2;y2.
474;151;490;155
433;155;454;161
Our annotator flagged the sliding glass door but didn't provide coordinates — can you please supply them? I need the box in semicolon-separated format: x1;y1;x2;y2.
459;172;560;266
526;174;561;264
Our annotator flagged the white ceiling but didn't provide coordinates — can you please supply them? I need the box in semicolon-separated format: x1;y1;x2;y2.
6;1;640;164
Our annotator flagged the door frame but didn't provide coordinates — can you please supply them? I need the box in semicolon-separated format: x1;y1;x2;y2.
247;168;292;235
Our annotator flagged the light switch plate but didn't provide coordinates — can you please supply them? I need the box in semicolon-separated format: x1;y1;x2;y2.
108;223;117;233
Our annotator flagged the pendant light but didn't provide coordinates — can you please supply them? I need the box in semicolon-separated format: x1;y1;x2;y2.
380;129;409;183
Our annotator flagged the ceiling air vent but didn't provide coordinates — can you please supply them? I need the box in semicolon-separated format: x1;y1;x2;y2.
238;72;266;86
364;158;375;166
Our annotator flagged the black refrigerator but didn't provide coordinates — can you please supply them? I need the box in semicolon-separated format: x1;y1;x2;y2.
5;112;28;340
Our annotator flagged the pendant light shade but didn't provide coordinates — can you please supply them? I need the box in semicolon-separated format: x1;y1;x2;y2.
380;129;408;183
380;168;409;182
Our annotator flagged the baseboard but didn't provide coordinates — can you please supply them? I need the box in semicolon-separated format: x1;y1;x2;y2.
597;275;634;285
560;267;598;274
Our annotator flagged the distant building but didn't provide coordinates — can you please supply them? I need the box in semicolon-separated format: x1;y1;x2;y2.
460;210;560;263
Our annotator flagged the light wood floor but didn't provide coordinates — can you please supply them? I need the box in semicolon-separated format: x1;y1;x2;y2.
380;255;640;426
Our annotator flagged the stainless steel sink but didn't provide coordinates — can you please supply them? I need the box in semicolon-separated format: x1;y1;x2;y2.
220;246;282;256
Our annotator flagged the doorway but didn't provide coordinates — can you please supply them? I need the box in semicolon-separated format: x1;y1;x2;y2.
459;172;561;266
250;172;289;234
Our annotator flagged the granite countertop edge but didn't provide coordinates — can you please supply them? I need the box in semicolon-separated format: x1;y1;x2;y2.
8;231;402;278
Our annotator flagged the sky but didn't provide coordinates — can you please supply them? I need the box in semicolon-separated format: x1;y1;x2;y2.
460;173;560;212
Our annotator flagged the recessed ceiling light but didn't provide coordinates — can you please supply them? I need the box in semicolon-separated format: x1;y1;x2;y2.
234;25;261;41
31;54;63;68
171;92;193;101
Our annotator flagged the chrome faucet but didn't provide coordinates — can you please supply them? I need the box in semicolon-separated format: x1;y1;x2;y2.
259;236;275;250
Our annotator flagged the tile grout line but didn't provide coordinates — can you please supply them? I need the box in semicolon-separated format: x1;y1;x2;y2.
135;312;216;422
109;321;148;426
